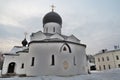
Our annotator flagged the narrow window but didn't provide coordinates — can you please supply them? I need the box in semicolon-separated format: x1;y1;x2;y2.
98;58;100;62
73;56;76;66
103;65;106;70
106;56;109;61
46;28;48;33
53;27;55;32
31;57;35;66
116;55;119;60
99;65;101;70
51;55;55;66
102;57;104;61
21;63;24;69
108;65;111;69
118;64;120;68
60;43;72;53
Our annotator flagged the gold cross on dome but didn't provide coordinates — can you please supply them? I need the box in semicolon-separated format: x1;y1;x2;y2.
51;5;55;12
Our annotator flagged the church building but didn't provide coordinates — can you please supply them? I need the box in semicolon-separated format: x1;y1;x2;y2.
1;8;87;76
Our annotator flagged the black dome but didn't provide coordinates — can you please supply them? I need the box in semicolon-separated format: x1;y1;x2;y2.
22;38;28;47
43;11;62;26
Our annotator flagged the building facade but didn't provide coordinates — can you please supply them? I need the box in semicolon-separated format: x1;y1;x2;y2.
1;9;88;76
94;49;120;71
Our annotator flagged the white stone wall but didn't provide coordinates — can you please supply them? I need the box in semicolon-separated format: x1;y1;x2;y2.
17;53;28;75
26;42;87;76
2;53;28;75
2;55;19;75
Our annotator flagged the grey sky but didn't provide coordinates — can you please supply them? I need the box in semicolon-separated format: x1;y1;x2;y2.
0;0;120;54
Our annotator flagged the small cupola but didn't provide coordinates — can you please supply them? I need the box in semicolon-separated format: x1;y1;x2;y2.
22;38;28;47
22;32;28;47
43;11;62;26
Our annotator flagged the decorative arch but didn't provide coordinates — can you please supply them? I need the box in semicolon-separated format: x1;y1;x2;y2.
7;62;16;73
60;43;72;53
53;27;55;32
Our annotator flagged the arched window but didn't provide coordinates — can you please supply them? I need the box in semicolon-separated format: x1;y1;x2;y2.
53;27;55;32
21;63;24;69
103;65;106;70
46;27;48;33
99;65;101;71
106;56;109;61
108;65;111;69
73;56;76;66
116;55;119;60
102;57;104;61
63;47;67;51
118;64;120;68
98;58;100;62
31;57;35;66
51;55;55;66
60;43;72;53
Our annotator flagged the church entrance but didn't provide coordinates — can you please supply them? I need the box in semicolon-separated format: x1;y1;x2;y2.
7;62;16;73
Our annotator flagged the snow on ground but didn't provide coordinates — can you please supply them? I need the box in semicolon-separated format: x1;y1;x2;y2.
0;68;120;80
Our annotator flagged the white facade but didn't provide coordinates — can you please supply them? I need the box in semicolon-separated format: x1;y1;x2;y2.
94;49;120;71
2;53;27;75
1;10;87;76
26;41;87;76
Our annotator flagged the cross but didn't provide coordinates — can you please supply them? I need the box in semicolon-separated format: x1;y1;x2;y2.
51;5;55;12
24;32;28;38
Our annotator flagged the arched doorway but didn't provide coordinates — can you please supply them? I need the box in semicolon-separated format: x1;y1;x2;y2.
7;62;16;73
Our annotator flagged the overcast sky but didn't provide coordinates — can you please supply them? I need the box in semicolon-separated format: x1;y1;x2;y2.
0;0;120;54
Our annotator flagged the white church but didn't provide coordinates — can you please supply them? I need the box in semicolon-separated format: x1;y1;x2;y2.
1;8;88;76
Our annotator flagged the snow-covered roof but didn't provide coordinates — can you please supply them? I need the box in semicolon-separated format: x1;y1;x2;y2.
9;46;23;54
16;48;29;53
95;49;120;56
30;30;80;43
3;46;28;55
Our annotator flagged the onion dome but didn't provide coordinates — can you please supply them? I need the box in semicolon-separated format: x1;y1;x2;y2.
22;38;28;47
43;11;62;26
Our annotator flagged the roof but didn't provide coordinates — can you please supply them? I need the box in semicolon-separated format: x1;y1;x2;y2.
43;11;62;26
16;48;29;53
3;53;19;56
9;46;24;54
29;40;86;47
95;49;120;56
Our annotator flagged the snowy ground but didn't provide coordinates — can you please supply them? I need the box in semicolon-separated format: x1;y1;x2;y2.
0;68;120;80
